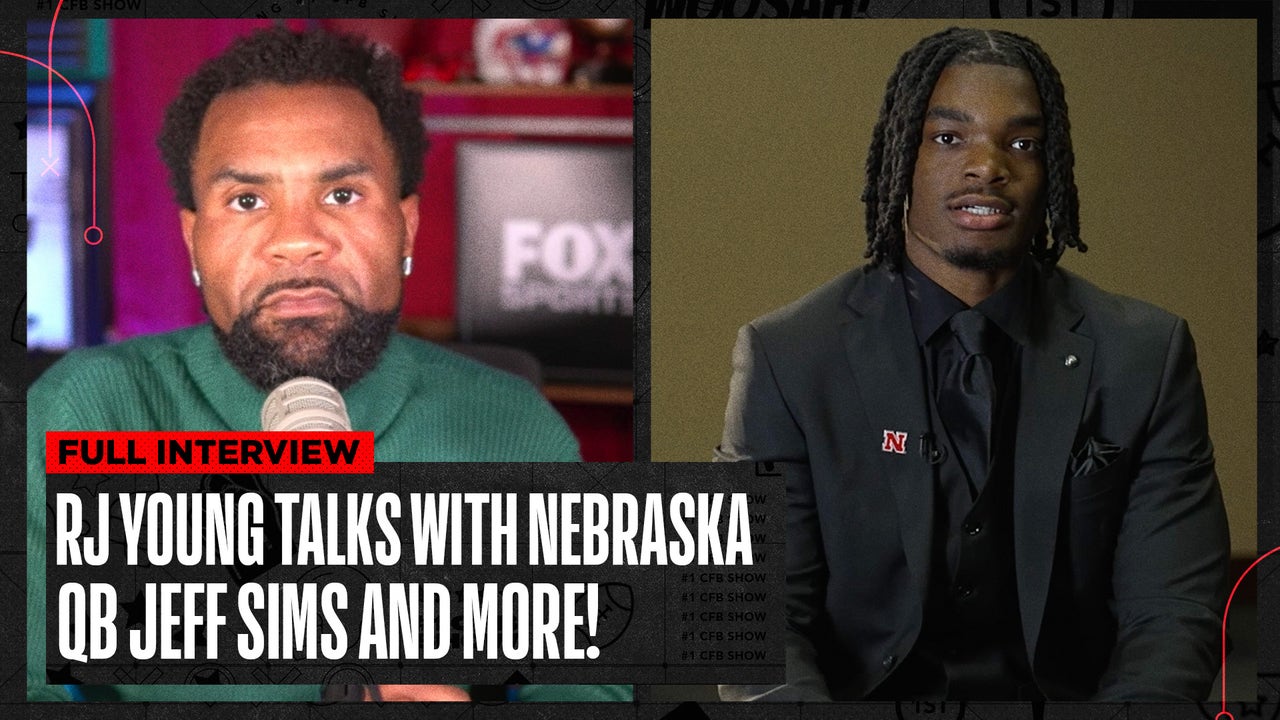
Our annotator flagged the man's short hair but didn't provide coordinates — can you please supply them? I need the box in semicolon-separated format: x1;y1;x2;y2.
158;27;426;210
862;27;1085;270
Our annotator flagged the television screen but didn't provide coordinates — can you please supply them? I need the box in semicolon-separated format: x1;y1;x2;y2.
455;141;632;385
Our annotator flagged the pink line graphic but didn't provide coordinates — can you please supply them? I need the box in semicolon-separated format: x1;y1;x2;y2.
1;47;103;245
1216;544;1280;719
48;0;62;162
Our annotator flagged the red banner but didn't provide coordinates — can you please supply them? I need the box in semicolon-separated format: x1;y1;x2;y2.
45;432;375;474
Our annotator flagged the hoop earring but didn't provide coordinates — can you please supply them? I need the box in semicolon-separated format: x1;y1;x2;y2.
402;257;413;277
191;268;201;288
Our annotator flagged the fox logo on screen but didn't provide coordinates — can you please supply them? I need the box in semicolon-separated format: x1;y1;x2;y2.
500;219;632;315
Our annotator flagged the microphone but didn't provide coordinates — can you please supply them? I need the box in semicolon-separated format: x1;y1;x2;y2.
261;377;352;431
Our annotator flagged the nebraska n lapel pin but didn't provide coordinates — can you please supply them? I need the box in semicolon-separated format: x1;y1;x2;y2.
882;430;908;454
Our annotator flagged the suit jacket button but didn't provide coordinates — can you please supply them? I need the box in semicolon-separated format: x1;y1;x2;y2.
882;654;896;671
954;585;973;600
964;522;982;536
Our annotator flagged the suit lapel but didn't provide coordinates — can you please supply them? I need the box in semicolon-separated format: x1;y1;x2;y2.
1013;269;1093;662
841;268;935;602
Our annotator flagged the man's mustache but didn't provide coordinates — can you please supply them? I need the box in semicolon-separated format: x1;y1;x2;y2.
250;277;348;312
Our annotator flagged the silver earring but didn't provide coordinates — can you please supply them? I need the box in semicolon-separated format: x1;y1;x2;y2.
402;257;413;277
191;268;201;287
902;195;911;236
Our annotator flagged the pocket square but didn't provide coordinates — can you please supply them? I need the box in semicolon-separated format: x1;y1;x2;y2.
1069;437;1125;478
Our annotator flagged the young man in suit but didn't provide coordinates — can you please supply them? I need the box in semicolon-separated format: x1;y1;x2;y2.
716;27;1229;702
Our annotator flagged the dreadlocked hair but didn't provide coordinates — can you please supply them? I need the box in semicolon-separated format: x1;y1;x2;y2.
158;26;426;211
862;27;1085;270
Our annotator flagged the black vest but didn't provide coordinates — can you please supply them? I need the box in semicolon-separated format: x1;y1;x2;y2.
870;332;1038;700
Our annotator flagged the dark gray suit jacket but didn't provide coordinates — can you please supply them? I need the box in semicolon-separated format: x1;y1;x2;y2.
716;263;1230;701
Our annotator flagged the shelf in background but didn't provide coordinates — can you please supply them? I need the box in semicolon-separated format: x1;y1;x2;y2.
409;80;633;99
398;317;631;407
544;383;633;407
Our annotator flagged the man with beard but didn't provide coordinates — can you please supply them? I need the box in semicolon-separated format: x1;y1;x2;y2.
716;28;1229;701
27;28;620;703
28;28;576;460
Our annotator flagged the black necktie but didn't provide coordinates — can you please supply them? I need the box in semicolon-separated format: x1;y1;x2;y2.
938;309;996;492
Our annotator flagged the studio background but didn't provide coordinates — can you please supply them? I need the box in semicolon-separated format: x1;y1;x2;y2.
650;20;1257;559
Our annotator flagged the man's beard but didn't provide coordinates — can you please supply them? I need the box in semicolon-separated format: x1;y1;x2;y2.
212;279;400;392
941;245;1023;272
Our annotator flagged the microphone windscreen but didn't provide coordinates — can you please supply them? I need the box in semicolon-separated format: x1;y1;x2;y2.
261;377;352;431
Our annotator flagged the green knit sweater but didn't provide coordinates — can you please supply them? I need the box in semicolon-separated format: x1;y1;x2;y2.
27;325;628;702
